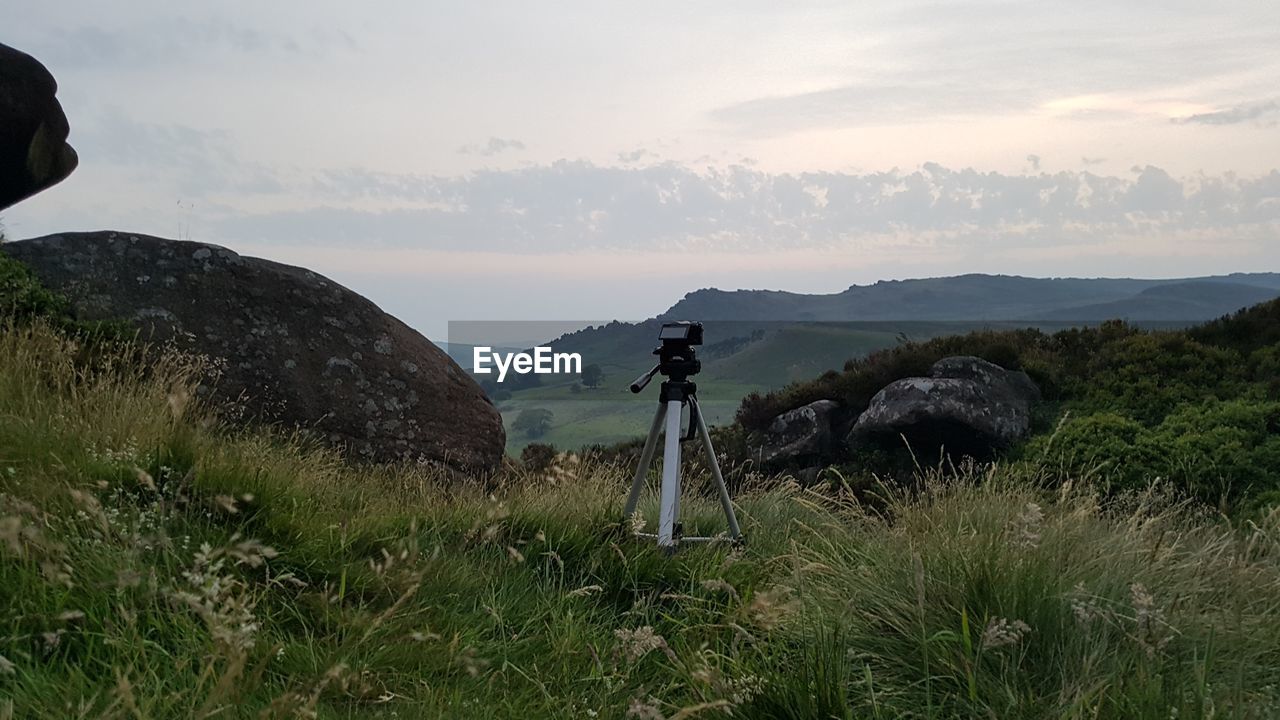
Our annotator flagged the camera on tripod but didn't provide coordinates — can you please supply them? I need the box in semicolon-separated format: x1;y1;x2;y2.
623;320;741;552
629;321;704;393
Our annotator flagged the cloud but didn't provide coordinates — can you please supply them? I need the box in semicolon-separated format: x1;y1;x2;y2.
708;3;1278;136
23;18;334;69
201;161;1280;258
617;148;659;164
710;82;1031;132
1173;101;1279;126
73;110;285;197
457;137;526;156
1081;156;1106;166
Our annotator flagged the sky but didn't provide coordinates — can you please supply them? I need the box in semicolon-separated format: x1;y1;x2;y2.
2;0;1278;338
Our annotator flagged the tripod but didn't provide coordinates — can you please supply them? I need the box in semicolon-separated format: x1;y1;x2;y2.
623;324;742;552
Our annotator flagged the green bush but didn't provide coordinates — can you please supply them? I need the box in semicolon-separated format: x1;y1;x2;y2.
519;441;558;472
1025;412;1157;490
0;252;70;322
1;252;131;342
1068;333;1246;425
1188;297;1280;354
1028;400;1280;507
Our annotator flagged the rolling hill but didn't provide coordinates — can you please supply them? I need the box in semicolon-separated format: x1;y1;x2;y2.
660;273;1280;322
1032;281;1280;321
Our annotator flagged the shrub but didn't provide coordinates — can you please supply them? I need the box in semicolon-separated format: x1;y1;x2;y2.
1188;297;1280;354
519;442;558;473
512;407;554;438
0;252;69;322
1069;333;1246;425
1;252;132;342
1024;412;1157;490
1028;401;1280;507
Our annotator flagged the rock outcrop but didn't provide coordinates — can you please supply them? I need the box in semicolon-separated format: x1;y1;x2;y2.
760;399;840;465
848;356;1039;458
2;231;505;471
1;42;78;211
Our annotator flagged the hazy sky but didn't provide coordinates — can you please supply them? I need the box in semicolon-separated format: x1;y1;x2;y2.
3;1;1278;337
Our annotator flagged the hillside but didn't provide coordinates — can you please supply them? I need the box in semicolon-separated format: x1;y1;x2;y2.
1033;281;1280;321
5;259;1280;717
661;273;1280;322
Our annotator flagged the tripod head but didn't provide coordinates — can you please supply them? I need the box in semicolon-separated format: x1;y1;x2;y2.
629;321;703;393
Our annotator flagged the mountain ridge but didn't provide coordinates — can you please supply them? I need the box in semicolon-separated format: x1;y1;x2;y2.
659;272;1280;322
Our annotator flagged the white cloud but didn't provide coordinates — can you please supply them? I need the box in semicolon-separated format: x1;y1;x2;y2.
457;137;527;156
179;162;1280;258
1174;101;1280;126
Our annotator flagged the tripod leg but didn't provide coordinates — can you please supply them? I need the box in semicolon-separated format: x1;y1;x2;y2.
691;396;742;540
657;398;684;550
624;403;668;517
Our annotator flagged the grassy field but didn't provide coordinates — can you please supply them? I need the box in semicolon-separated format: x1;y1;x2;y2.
498;378;754;453
3;320;1280;718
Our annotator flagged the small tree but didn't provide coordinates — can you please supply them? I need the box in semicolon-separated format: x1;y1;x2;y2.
581;363;605;388
512;408;554;438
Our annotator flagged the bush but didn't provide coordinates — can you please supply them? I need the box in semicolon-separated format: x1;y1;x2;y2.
1068;333;1246;425
1028;400;1280;507
1024;412;1160;491
519;442;558;472
512;407;554;438
1188;297;1280;354
0;252;69;322
1;252;131;342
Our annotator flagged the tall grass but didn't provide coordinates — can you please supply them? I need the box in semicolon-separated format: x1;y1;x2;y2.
2;320;1279;718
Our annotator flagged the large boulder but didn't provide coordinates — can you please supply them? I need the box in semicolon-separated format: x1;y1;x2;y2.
928;356;1041;405
1;231;505;471
848;356;1038;458
761;399;840;465
1;43;78;211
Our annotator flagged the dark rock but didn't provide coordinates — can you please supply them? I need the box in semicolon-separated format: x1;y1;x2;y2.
1;43;78;211
848;356;1039;458
761;399;839;464
2;231;505;471
928;356;1041;404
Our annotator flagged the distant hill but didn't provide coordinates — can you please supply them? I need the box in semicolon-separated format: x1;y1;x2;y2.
1033;281;1280;322
660;273;1280;322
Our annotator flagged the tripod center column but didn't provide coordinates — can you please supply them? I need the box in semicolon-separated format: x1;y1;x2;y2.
657;397;685;548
